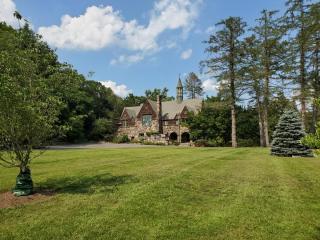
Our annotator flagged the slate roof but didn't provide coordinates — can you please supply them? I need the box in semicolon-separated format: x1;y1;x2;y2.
123;106;142;118
122;99;202;120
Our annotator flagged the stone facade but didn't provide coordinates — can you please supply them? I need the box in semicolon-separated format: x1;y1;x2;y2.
117;79;202;143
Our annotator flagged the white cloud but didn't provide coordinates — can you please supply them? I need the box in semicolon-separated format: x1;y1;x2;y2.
0;0;19;27
202;79;218;93
110;53;145;65
180;49;192;60
38;6;123;50
100;80;132;98
38;0;202;63
205;25;215;34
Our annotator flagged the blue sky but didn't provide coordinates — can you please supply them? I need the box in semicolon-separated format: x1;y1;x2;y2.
1;0;287;98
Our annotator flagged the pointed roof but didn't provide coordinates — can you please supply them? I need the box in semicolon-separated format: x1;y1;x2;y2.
121;98;201;120
177;77;183;88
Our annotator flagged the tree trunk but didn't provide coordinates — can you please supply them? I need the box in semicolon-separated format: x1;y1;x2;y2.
263;78;270;147
257;101;266;147
311;101;318;133
231;104;237;147
311;36;319;133
299;2;307;130
262;11;270;147
13;165;33;196
229;22;237;148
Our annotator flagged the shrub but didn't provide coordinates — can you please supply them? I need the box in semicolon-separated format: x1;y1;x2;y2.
208;137;224;147
113;135;130;143
302;134;320;149
89;118;113;141
194;139;209;147
146;131;159;137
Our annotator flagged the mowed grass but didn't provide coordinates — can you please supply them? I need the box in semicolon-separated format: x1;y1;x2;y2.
1;147;320;240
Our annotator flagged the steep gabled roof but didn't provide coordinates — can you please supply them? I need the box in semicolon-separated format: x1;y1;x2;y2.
147;99;157;112
162;99;202;119
122;105;142;119
121;98;202;120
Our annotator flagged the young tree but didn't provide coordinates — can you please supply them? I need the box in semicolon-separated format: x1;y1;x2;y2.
184;72;204;99
0;36;61;196
202;17;246;147
271;109;313;157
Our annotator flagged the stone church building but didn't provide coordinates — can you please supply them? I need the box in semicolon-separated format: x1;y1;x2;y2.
117;78;202;143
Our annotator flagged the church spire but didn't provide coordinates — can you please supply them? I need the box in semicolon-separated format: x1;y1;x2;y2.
176;75;183;103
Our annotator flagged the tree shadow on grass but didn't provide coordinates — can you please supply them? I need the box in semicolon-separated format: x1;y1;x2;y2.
37;173;138;195
314;227;320;240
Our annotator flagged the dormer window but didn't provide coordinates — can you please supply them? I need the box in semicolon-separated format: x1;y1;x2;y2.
142;115;152;127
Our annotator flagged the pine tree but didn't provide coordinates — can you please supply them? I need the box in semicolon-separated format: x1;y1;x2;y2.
252;9;285;147
307;3;320;133
184;72;204;99
284;0;311;129
271;109;313;157
202;17;246;147
242;35;266;147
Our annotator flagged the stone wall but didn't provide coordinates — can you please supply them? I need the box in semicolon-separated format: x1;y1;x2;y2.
117;120;190;143
117;119;159;140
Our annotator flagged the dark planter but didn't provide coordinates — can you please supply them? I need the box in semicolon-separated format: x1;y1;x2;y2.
12;168;33;196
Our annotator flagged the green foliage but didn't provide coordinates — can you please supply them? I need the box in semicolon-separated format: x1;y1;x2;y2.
0;23;123;145
183;72;204;99
113;135;130;144
146;131;159;137
0;23;61;175
122;93;146;107
302;99;320;151
89;118;114;141
145;87;174;101
202;17;246;101
302;133;320;149
271;109;313;157
123;88;174;107
186;97;260;146
186;97;230;143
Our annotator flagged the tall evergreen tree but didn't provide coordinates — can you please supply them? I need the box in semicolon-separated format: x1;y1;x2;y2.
271;109;313;157
202;17;246;147
307;2;320;133
184;72;204;99
242;35;266;146
284;0;311;129
252;9;285;146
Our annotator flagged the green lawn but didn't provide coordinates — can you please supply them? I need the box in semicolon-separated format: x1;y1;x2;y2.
0;147;320;240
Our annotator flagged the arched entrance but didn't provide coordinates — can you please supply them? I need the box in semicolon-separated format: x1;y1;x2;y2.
169;132;178;141
181;132;190;143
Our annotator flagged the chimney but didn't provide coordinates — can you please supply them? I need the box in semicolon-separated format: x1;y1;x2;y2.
157;95;163;134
